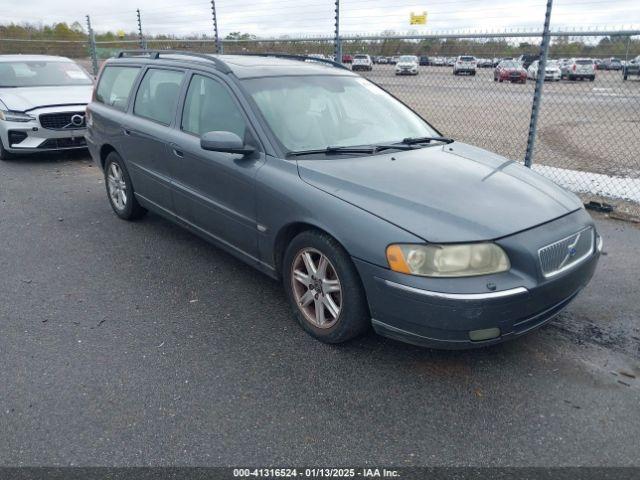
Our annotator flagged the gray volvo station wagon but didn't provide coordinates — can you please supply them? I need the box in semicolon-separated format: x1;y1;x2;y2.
86;51;601;349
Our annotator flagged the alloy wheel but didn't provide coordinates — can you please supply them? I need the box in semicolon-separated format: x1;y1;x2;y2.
107;162;127;211
291;248;342;329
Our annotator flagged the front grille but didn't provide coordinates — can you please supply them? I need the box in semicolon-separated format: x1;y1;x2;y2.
538;227;594;278
39;111;85;130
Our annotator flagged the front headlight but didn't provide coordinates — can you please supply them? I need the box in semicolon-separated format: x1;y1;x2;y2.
0;110;35;122
386;243;510;277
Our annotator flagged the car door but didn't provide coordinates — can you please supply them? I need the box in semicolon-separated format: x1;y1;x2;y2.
122;67;186;213
164;71;264;259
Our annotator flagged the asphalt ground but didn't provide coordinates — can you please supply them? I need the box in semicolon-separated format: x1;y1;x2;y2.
1;153;639;466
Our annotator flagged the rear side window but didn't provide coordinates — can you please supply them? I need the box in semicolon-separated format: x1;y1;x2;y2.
95;66;140;111
181;74;247;139
134;69;184;125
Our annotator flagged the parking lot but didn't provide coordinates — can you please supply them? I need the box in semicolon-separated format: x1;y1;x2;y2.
1;153;639;466
357;65;639;180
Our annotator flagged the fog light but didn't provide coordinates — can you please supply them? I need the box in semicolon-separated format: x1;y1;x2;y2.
469;327;501;341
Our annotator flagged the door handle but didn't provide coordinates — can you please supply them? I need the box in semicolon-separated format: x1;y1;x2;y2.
122;127;131;136
170;143;184;158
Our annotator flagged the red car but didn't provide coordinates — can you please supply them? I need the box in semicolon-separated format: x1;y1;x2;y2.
494;60;527;83
342;54;353;64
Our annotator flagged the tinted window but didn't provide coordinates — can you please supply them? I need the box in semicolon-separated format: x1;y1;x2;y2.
95;66;140;110
576;60;592;65
460;56;475;61
181;75;247;139
134;69;184;125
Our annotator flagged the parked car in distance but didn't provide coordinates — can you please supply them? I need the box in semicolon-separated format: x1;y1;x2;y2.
86;51;601;349
351;54;373;71
395;55;419;75
341;54;353;64
561;58;595;81
419;55;430;66
378;56;388;64
527;59;561;81
601;57;623;71
390;56;400;65
0;54;94;160
432;57;446;66
494;60;527;83
517;54;540;69
453;55;477;76
623;55;640;80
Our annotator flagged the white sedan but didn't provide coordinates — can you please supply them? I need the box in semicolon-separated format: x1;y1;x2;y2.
527;60;561;81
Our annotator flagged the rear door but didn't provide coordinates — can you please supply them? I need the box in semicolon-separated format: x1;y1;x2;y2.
124;67;186;212
164;72;264;259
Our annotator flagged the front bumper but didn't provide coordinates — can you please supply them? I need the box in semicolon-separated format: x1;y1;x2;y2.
395;68;418;75
355;210;601;349
1;107;87;154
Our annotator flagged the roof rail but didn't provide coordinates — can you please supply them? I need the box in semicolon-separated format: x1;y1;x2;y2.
238;53;350;71
116;50;232;74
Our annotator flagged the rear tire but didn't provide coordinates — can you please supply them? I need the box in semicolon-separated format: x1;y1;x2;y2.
282;230;370;344
104;152;147;221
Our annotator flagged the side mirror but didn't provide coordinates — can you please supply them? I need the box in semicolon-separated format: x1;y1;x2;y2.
200;131;255;155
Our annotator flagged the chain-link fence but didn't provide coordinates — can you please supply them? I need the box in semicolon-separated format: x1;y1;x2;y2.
1;7;640;213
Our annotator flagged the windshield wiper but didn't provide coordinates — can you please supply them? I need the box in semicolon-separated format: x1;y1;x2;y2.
287;146;377;157
400;136;454;145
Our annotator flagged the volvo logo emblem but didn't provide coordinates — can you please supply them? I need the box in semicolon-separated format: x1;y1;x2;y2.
70;114;85;127
558;233;581;268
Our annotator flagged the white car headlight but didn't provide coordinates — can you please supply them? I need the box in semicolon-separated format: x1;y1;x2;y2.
0;110;35;122
386;243;510;277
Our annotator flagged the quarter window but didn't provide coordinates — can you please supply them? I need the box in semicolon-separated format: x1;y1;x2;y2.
134;69;184;125
181;74;247;139
95;66;140;111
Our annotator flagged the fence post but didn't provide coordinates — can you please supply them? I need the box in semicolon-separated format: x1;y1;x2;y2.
136;8;146;49
211;0;222;53
85;15;99;77
524;0;553;168
334;0;342;63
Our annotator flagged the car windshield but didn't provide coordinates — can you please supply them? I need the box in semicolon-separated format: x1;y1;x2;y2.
460;56;475;61
576;59;592;65
242;75;437;153
501;61;520;68
0;60;92;87
354;55;367;59
399;56;417;62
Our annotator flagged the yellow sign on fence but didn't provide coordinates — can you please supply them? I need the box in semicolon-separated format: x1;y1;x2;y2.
409;11;428;25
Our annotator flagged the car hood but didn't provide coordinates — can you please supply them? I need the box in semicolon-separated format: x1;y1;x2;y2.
297;142;582;243
0;85;93;112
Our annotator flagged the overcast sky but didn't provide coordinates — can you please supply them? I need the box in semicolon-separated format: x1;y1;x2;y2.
2;0;639;37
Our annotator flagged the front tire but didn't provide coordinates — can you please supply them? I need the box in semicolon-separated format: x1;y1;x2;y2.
0;138;14;161
283;230;370;344
104;152;147;220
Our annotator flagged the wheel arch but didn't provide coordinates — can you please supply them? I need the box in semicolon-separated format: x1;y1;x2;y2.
273;221;345;278
99;144;118;170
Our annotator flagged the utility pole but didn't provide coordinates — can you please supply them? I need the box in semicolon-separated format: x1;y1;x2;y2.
211;0;222;53
334;0;342;63
86;15;99;77
136;8;145;49
524;0;553;167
